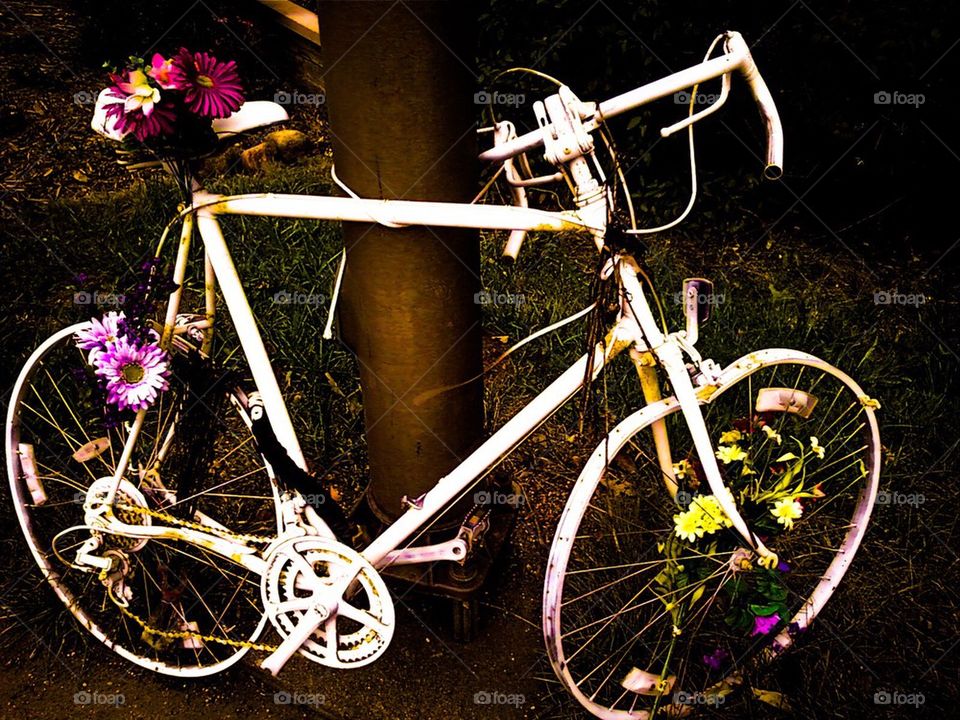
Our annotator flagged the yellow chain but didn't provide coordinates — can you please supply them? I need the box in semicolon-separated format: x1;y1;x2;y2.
114;502;274;545
104;503;277;652
109;591;279;652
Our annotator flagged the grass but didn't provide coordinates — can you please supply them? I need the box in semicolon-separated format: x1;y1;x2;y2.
1;153;957;717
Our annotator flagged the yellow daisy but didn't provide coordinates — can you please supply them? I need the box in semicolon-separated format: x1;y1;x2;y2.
771;497;803;529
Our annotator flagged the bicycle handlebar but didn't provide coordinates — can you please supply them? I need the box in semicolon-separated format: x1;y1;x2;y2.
479;31;783;179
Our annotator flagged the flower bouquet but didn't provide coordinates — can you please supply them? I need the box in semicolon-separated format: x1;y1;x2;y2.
91;49;245;193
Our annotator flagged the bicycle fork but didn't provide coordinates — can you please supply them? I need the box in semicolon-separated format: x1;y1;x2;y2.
617;258;779;568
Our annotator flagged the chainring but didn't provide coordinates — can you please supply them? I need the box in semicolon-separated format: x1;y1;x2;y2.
261;535;394;668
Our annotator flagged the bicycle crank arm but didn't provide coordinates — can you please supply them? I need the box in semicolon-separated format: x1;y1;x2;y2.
261;607;328;675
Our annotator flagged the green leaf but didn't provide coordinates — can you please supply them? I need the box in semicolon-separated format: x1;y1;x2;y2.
748;602;782;617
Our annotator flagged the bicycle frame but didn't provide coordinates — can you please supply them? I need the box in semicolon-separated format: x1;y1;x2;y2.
94;181;778;583
96;26;787;579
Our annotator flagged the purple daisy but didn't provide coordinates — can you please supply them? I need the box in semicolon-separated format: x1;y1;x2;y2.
751;613;781;636
75;311;126;363
168;49;244;119
94;336;170;412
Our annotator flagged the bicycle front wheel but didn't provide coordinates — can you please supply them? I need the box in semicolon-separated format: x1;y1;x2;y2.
5;322;279;676
544;349;880;718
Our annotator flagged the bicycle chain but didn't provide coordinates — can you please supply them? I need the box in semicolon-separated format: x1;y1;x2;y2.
105;502;278;652
114;502;274;545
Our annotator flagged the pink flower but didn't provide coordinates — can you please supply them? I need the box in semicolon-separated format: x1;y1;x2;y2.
751;613;781;636
168;48;244;118
147;53;178;90
75;311;126;363
94;336;170;412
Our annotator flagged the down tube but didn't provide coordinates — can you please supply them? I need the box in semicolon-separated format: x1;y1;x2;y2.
194;208;308;471
362;341;618;568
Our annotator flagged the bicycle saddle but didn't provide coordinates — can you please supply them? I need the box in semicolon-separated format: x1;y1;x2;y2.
212;100;289;138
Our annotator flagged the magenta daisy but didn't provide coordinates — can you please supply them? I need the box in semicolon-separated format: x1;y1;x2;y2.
94;336;170;412
75;311;126;363
168;49;244;119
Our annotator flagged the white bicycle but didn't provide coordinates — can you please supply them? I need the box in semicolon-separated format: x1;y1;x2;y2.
5;31;880;718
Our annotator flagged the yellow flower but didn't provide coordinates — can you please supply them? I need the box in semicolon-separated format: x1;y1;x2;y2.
810;436;825;460
719;429;742;444
692;494;734;531
674;508;705;542
673;459;691;479
762;424;782;444
716;444;748;464
771;497;803;529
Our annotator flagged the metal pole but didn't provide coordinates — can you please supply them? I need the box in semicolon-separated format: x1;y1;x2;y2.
315;0;483;525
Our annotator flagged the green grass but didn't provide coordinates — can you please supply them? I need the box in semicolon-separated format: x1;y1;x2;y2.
1;156;957;716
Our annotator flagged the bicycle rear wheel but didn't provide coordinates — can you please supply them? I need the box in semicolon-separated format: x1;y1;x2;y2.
544;350;880;718
5;320;279;676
